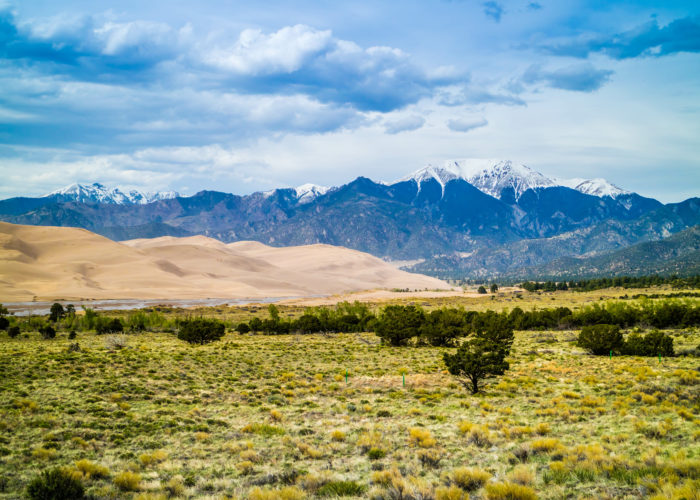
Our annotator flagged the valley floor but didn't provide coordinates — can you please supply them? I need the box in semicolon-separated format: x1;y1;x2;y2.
0;307;698;499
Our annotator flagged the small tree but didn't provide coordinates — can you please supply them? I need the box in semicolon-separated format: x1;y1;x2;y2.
49;303;65;322
0;316;9;331
577;324;623;355
477;286;487;294
236;322;251;334
177;318;225;345
443;322;514;394
490;283;498;294
268;304;280;322
8;326;20;338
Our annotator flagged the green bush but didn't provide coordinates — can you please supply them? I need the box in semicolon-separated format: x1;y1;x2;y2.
236;322;251;334
27;468;84;500
96;318;124;335
317;480;366;497
39;325;56;340
177;318;225;345
8;326;19;338
0;316;9;330
623;330;674;357
375;305;424;346
577;324;623;355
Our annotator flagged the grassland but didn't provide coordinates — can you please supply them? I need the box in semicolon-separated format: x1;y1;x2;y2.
0;289;698;499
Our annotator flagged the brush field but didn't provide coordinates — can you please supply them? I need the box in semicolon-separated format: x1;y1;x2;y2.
0;289;698;499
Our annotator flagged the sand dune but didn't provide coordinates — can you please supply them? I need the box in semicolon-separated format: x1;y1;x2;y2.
0;222;449;301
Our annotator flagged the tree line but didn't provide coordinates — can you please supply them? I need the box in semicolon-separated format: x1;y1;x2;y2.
520;274;700;292
235;300;700;344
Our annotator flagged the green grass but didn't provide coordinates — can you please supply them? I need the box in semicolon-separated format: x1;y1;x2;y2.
0;292;698;499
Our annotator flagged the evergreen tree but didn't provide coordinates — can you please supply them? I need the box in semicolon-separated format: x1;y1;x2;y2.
443;321;513;394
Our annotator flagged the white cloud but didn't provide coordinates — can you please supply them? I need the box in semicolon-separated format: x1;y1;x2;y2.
384;115;425;134
446;117;488;132
208;25;333;74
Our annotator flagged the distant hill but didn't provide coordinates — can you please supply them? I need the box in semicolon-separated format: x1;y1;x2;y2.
506;225;700;279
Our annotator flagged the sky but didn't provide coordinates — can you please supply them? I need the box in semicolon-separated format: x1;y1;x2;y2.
0;0;699;202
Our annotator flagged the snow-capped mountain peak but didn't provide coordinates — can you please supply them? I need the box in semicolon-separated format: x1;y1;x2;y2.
45;183;178;205
295;183;330;204
557;177;629;198
396;162;465;195
396;159;631;201
465;160;556;200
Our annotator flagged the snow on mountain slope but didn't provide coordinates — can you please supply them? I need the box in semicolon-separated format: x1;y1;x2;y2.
556;177;629;198
46;183;178;205
295;183;330;204
464;160;556;200
397;163;461;189
396;160;630;201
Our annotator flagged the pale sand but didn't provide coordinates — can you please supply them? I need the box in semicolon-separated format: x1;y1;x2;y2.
277;289;482;306
0;222;451;301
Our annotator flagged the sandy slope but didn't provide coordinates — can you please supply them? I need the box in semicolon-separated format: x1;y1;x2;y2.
0;222;449;301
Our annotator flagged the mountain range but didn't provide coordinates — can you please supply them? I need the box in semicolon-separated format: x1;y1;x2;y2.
1;160;697;279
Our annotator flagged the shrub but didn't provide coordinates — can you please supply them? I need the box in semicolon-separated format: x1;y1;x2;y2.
237;461;255;475
27;468;84;500
105;335;129;350
242;423;285;436
331;430;346;442
577;324;623;355
96;318;124;335
68;330;77;339
163;476;184;497
436;485;470;500
8;326;20;338
114;471;141;491
368;447;387;460
317;480;366;497
177;318;225;345
451;467;491;491
418;448;443;467
623;330;674;356
530;438;561;454
139;450;167;466
39;325;56;339
466;425;493;448
0;316;8;330
409;427;436;448
236;322;251;334
75;459;110;479
507;465;535;486
477;286;487;294
375;305;425;346
249;486;306;500
485;482;537;500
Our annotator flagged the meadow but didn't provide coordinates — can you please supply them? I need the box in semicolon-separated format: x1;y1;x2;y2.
0;289;698;499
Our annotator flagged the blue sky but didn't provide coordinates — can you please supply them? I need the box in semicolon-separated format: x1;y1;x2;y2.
0;0;699;202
